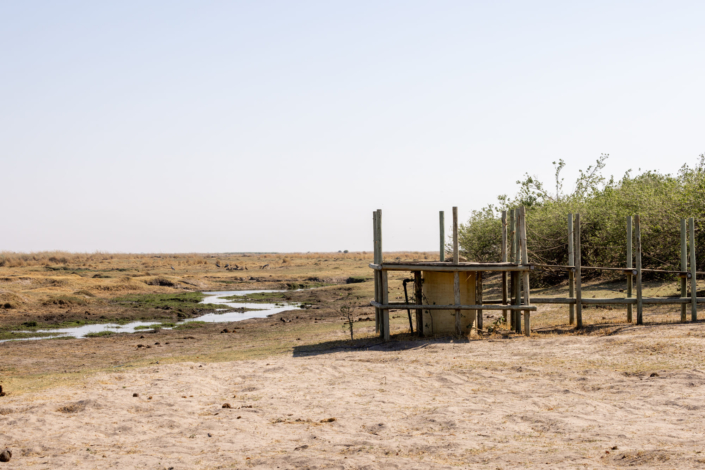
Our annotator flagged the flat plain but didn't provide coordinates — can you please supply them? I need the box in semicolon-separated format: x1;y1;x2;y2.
1;252;704;469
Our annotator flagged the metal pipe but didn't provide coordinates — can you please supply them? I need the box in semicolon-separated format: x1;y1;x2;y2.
402;279;414;333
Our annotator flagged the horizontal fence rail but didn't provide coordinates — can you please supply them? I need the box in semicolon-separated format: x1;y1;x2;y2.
370;209;699;342
371;301;537;311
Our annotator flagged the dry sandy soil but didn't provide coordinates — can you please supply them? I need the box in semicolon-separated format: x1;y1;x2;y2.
2;321;705;469
2;252;705;468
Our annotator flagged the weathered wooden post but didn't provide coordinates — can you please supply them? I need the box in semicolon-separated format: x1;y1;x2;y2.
689;217;697;322
575;213;583;329
453;207;461;335
520;206;531;336
568;213;575;325
512;209;519;266
681;219;688;323
373;211;380;334
501;210;508;324
381;268;389;340
514;208;523;334
377;209;389;340
509;209;516;329
635;215;643;325
627;216;633;323
513;271;521;334
477;272;484;331
439;211;445;262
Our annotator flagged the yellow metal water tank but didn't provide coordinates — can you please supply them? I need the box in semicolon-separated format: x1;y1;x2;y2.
421;271;477;336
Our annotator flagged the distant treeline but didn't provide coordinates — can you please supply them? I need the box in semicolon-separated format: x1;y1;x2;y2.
458;154;705;285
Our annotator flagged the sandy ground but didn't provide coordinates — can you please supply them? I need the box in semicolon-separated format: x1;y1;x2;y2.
3;322;705;469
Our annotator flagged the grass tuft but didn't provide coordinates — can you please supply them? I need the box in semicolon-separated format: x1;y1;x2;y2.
85;331;114;338
42;295;87;307
173;321;207;330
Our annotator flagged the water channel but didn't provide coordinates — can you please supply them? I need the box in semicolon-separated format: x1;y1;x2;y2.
1;290;297;343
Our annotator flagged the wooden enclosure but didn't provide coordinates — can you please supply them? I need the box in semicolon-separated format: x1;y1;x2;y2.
370;207;536;340
370;207;702;341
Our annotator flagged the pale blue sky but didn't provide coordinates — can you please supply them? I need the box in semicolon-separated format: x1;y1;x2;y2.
2;1;704;253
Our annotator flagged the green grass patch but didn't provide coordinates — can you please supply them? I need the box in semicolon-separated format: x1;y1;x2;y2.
0;331;64;341
286;282;332;290
3;317;134;333
133;325;161;331
219;292;287;303
113;292;222;310
85;331;114;338
173;321;208;330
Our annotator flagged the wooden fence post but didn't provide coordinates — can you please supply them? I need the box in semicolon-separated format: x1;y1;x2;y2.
477;272;484;331
690;217;697;322
453;207;461;335
516;208;522;332
513;271;522;334
520;206;531;336
627;216;633;323
381;270;390;341
509;209;516;329
377;209;383;263
501;210;508;324
377;209;389;339
373;211;380;334
681;219;687;323
454;271;461;335
513;209;519;266
575;213;583;329
635;215;643;325
568;214;575;325
439;211;445;262
453;207;459;264
514;208;524;334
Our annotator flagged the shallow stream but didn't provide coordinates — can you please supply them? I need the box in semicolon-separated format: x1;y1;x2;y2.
1;290;297;343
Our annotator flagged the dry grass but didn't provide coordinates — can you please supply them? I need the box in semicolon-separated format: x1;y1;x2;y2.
0;251;435;328
4;251;705;469
1;250;702;396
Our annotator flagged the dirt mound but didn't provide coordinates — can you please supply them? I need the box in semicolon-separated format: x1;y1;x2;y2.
144;277;176;287
42;295;87;307
0;292;27;309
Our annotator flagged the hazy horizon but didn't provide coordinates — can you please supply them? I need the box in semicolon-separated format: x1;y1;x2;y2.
3;1;704;253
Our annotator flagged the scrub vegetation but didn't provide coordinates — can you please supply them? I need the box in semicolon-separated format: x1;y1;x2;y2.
459;155;705;284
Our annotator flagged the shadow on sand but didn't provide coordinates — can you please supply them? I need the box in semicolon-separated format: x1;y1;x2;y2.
292;333;479;358
534;316;701;337
294;316;703;357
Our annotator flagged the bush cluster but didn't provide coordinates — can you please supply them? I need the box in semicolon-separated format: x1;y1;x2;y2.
458;155;705;285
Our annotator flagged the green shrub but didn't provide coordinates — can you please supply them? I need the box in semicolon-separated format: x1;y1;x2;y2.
459;155;705;285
